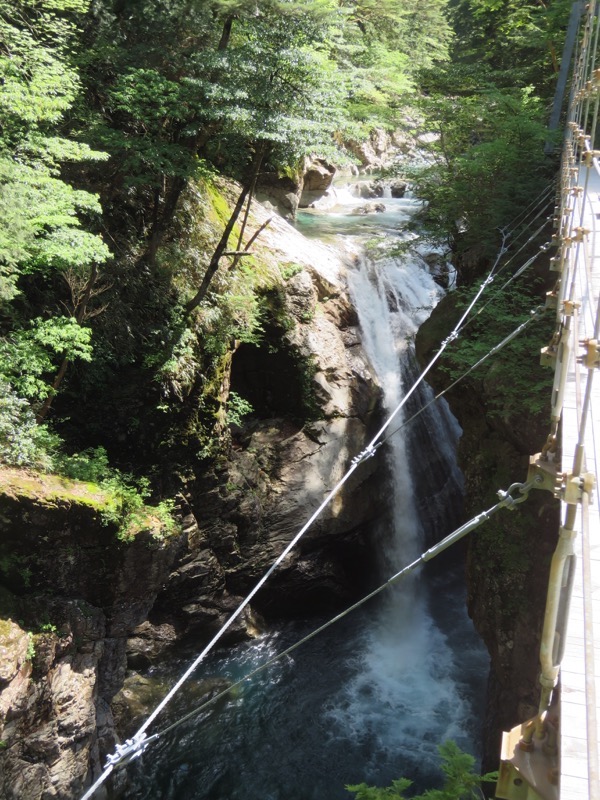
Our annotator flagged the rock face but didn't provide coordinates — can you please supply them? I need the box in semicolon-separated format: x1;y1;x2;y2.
256;157;336;219
346;128;393;171
0;202;385;797
0;472;183;799
143;233;384;645
415;293;560;770
256;171;301;220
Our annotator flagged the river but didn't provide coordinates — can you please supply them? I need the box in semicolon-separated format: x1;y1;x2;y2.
124;181;489;799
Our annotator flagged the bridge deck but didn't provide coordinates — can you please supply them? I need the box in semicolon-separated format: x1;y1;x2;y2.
559;165;600;800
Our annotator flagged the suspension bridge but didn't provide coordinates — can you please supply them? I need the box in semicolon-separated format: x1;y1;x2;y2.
497;3;600;797
75;5;600;799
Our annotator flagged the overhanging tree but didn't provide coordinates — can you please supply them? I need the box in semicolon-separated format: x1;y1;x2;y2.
0;0;111;428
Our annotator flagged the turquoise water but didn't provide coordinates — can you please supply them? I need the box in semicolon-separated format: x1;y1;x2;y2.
126;580;486;799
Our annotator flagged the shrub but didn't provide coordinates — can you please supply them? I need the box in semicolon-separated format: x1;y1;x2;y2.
346;741;497;800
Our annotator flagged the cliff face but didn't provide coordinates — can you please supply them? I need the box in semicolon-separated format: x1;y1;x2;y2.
130;222;385;658
415;293;560;769
0;470;183;799
0;206;385;797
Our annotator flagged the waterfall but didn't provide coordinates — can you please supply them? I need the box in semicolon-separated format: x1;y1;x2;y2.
321;246;481;782
127;189;488;800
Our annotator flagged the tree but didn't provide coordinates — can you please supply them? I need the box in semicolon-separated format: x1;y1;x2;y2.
334;0;452;133
447;0;571;88
0;0;110;430
410;82;551;277
346;740;497;799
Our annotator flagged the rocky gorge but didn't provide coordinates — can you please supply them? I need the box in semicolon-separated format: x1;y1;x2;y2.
0;134;556;797
0;173;390;798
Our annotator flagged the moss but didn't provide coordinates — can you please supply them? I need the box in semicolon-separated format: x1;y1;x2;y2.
0;618;15;637
0;468;110;511
204;179;240;234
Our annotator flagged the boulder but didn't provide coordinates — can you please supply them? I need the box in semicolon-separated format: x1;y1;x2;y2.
355;180;384;199
349;202;386;215
256;173;301;220
390;179;407;198
299;158;336;208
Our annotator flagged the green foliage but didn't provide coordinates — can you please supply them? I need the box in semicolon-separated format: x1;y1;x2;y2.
0;0;110;301
448;0;572;88
347;740;497;799
409;83;551;270
337;0;452;132
0;318;93;401
439;281;553;418
56;446;179;540
226;391;254;427
25;632;35;662
39;622;58;633
0;381;60;469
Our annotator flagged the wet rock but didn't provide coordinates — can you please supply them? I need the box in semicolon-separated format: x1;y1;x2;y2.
354;180;384;199
349;202;386;215
352;178;407;199
113;672;231;739
389;179;407;198
126;621;178;670
299;158;336;208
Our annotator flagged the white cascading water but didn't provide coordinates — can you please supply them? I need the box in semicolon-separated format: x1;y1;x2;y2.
326;227;475;777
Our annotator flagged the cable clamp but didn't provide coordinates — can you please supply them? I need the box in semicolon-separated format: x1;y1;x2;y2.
549;255;562;272
539;241;552;252
540;338;559;367
545;291;558;310
351;444;379;467
578;337;600;369
496;481;532;510
562;299;581;317
105;733;148;769
527;454;560;494
559;471;596;504
577;133;591;149
441;331;459;347
582;149;600;167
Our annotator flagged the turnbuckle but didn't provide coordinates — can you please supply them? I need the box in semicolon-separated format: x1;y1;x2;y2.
497;481;534;509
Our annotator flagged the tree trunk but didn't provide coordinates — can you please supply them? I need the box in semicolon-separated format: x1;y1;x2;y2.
36;264;99;424
184;182;252;315
185;143;265;315
218;13;236;51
